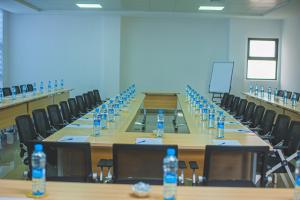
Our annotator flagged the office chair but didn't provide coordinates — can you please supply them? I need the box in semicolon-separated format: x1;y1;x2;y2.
239;102;255;123
32;109;56;138
47;104;66;130
88;91;97;108
200;145;268;187
27;141;94;182
2;87;12;97
68;98;81;118
83;93;93;111
243;105;265;128
286;91;292;99
60;101;74;123
277;90;284;97
113;144;178;185
12;86;21;94
229;96;240;115
27;84;34;92
225;95;234;111
294;92;300;101
220;93;229;108
250;110;276;136
76;95;89;114
261;114;290;146
234;99;247;118
93;89;103;106
20;84;27;93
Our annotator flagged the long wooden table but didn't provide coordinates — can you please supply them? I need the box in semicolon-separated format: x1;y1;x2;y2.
0;179;293;200
244;92;300;121
0;89;71;129
45;93;269;177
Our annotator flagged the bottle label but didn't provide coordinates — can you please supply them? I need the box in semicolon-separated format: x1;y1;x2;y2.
94;119;100;126
164;173;177;184
32;168;45;179
101;114;107;120
109;109;114;114
157;121;164;129
217;121;224;129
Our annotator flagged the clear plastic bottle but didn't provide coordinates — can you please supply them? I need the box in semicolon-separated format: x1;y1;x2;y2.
294;151;300;200
40;81;44;94
157;109;164;137
33;82;37;96
22;85;27;98
163;148;178;200
114;96;120;116
208;106;215;128
292;93;297;107
54;80;58;91
47;81;52;92
100;104;108;129
249;84;253;94
0;89;3;103
217;114;225;138
274;88;278;97
11;86;16;100
31;144;46;197
283;90;288;104
202;100;208;121
267;87;272;100
92;108;101;137
255;85;259;96
108;99;115;122
260;86;264;97
60;79;64;90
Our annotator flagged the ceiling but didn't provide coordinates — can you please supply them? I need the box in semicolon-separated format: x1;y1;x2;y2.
0;0;297;18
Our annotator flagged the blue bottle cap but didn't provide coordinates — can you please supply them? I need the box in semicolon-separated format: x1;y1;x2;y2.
109;99;114;103
34;144;43;152
158;109;164;114
101;104;107;108
95;108;100;112
167;148;175;156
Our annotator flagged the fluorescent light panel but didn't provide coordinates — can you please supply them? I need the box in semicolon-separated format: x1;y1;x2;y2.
76;3;102;8
198;6;224;11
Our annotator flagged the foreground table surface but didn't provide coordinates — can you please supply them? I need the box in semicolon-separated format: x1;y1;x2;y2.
0;179;293;200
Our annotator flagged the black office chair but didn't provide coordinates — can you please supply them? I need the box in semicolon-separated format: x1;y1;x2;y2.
251;110;276;136
277;90;284;97
76;95;88;114
88;91;97;108
261;114;290;146
287;91;292;99
220;93;229;108
225;95;234;111
200;145;268;187
27;84;34;92
229;96;240;115
60;101;74;123
32;109;56;138
234;99;247;118
83;93;93;111
20;84;27;93
12;86;21;94
47;104;66;130
2;87;12;97
27;141;94;182
244;105;265;128
239;102;256;123
113;144;178;185
15;115;40;165
68;98;81;118
93;89;103;106
294;92;300;101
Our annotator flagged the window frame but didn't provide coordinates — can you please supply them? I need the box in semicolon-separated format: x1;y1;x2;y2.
246;38;279;80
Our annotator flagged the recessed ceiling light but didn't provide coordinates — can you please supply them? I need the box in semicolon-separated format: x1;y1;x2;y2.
76;3;102;9
198;6;224;11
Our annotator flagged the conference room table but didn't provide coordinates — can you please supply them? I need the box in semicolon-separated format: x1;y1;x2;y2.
0;89;71;129
244;92;300;121
45;92;269;177
0;179;293;200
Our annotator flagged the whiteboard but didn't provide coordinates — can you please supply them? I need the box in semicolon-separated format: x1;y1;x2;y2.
209;62;234;93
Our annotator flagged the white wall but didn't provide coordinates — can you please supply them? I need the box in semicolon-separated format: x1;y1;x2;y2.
229;18;283;97
7;13;120;97
120;17;229;96
281;15;300;92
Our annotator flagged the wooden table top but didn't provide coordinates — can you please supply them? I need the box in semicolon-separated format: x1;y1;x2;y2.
0;89;71;109
45;93;269;150
0;179;293;200
244;92;300;115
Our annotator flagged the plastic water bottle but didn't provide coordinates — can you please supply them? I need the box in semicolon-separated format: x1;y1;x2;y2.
255;85;259;96
40;81;44;94
208;106;215;128
267;87;272;100
100;104;108;129
292;93;297;107
163;148;178;200
202;100;208;121
0;89;3;103
294;151;300;200
260;86;264;97
33;82;37;96
92;108;101;136
283;91;288;104
108;99;115;122
60;79;64;90
11;86;16;100
119;96;124;110
22;85;27;98
249;84;253;94
157;110;164;137
217;114;225;138
114;96;120;116
54;80;58;91
274;88;278;97
31;144;46;197
47;81;52;92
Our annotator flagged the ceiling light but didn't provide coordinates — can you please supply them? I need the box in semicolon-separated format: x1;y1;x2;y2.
76;4;102;9
198;6;224;11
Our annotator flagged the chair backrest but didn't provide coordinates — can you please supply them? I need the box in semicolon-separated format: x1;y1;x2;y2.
277;90;284;97
20;84;27;93
220;93;229;108
113;144;178;185
203;145;268;187
235;99;247;117
230;97;240;113
27;84;34;92
294;92;300;101
93;89;103;105
285;121;300;156
27;141;93;182
32;109;52;138
47;104;64;130
83;93;92;110
12;86;21;94
242;102;256;122
88;91;96;107
287;91;292;99
68;98;80;118
60;101;72;123
259;110;276;135
271;114;291;146
2;87;12;97
15;115;38;145
250;105;265;128
76;95;87;114
225;95;234;110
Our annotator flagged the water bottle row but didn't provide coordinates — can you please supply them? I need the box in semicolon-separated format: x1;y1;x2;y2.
249;84;298;106
92;84;136;137
185;85;225;138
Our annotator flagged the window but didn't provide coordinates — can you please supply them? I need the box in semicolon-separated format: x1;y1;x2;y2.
246;38;278;80
0;10;3;88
